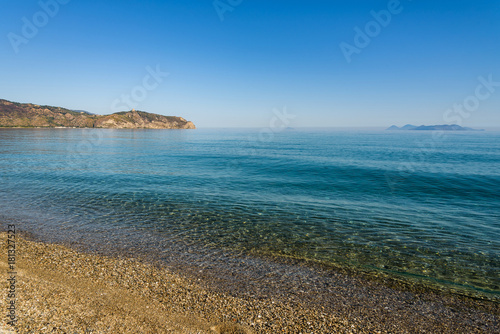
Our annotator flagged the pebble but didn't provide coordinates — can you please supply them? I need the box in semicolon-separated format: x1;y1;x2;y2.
0;232;498;333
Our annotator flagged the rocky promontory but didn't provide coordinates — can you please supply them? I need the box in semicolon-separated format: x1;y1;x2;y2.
0;99;196;129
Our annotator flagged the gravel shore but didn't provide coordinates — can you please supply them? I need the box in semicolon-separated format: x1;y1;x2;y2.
1;232;498;333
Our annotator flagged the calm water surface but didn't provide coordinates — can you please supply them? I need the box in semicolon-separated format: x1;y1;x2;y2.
0;128;499;299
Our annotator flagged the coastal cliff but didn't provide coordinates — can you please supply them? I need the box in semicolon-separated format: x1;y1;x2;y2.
0;99;195;129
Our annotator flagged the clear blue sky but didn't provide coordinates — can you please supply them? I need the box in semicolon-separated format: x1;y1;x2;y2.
1;0;499;128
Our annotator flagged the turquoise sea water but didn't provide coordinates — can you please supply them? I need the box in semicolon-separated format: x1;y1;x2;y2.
0;128;499;299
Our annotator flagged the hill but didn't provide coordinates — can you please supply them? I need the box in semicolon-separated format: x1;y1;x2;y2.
386;124;483;131
0;99;195;129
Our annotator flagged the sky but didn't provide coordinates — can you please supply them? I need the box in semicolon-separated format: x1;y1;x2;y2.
1;0;499;128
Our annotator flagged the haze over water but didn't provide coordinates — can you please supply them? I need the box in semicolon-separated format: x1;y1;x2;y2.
0;128;499;300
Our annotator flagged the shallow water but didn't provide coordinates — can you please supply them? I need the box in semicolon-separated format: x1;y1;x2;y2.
0;128;499;299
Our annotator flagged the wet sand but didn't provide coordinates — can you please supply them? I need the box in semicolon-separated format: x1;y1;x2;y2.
1;232;498;333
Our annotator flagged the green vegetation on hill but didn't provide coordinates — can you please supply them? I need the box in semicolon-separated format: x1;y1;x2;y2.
0;99;195;129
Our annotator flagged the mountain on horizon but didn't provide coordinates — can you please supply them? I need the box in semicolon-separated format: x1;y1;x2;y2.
386;124;483;131
0;99;195;129
71;109;95;115
401;124;418;130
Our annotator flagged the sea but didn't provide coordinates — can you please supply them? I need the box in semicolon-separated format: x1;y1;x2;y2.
0;128;499;301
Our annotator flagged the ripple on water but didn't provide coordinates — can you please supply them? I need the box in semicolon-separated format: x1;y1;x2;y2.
0;129;499;300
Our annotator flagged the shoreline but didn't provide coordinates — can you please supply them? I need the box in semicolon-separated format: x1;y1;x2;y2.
1;231;499;333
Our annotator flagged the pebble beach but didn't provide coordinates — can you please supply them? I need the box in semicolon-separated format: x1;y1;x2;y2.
1;231;498;334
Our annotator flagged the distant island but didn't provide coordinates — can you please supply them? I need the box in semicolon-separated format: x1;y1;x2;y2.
0;99;195;129
387;124;484;131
